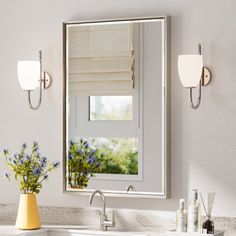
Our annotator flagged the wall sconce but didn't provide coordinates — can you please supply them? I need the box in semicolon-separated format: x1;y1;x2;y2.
178;44;212;109
17;51;52;110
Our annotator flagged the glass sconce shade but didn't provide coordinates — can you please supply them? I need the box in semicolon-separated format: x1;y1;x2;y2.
17;61;40;90
178;55;203;88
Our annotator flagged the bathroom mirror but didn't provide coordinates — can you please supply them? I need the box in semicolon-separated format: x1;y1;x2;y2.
63;16;170;198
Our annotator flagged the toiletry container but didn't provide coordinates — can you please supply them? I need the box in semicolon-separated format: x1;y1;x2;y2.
176;199;187;232
188;189;201;232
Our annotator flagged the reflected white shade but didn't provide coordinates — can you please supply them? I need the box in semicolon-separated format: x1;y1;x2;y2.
178;55;203;88
17;61;40;90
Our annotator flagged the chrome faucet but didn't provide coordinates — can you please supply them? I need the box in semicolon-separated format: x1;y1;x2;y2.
126;184;136;192
89;190;115;231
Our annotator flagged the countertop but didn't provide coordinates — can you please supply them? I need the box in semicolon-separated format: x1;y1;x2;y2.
0;225;161;236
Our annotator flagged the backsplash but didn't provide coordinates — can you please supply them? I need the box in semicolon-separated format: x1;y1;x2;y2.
0;204;236;235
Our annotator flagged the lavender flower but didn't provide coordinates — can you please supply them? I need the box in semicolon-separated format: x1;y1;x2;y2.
77;149;83;155
4;172;10;180
87;156;96;164
53;161;60;168
2;142;59;194
43;174;48;180
32;141;39;151
33;168;41;176
68;154;73;161
40;162;46;168
41;156;47;163
3;149;9;155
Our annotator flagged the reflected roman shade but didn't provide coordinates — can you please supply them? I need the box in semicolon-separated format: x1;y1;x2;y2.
68;24;135;95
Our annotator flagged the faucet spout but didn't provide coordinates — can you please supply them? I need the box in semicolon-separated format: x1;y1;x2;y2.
89;189;106;216
89;189;115;231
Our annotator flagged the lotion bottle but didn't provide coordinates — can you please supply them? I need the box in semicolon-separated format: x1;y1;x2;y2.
188;189;201;232
176;199;187;232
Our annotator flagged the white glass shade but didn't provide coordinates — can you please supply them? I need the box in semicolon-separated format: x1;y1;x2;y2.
178;55;203;88
17;61;40;90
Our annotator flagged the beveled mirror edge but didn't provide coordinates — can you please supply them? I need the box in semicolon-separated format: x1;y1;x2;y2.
62;16;171;199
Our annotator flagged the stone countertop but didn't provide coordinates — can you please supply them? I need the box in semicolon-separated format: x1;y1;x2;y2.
0;225;164;236
0;225;47;235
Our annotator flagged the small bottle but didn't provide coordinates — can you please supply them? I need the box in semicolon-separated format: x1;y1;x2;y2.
202;216;214;234
176;199;187;232
188;189;201;232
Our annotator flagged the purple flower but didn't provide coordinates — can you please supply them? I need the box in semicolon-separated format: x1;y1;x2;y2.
77;149;83;156
87;156;96;164
43;174;48;180
68;154;73;161
4;172;10;180
3;149;9;155
20;159;24;165
33;168;41;176
41;162;46;168
22;143;27;149
53;161;60;168
41;156;47;163
33;141;39;151
26;154;31;160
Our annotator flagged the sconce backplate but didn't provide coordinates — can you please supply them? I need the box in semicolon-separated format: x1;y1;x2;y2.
202;67;211;86
42;72;52;89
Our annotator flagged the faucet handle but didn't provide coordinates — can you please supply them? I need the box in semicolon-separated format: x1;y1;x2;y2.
101;210;115;230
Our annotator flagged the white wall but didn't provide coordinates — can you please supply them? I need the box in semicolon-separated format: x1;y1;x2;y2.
0;0;236;218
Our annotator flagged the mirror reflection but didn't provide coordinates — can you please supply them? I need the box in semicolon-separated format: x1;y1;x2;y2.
63;17;169;197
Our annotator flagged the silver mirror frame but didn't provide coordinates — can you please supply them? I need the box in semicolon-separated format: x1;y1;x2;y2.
62;16;171;199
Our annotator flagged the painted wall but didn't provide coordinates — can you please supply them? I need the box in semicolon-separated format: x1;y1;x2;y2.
0;0;236;218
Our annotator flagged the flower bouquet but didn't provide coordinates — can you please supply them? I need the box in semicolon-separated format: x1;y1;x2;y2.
2;142;59;230
67;139;101;189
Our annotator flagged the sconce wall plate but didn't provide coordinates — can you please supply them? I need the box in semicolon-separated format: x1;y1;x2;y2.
201;67;211;86
42;72;52;89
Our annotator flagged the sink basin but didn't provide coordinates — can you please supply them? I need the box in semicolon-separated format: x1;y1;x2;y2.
0;226;148;236
49;228;148;236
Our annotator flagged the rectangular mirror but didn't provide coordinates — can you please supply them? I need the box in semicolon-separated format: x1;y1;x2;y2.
63;16;170;198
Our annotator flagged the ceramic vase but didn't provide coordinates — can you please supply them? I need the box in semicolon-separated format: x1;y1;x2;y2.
15;193;41;230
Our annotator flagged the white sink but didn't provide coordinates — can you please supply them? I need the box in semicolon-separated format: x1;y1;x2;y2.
0;226;148;236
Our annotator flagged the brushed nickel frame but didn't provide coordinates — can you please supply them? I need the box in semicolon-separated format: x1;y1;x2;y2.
189;44;212;109
62;16;171;199
27;50;52;110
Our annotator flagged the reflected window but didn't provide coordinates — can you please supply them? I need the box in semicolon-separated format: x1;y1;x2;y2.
89;96;132;121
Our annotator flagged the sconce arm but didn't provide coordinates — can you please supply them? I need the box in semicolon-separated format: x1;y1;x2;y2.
27;51;52;110
189;81;202;109
27;89;42;110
